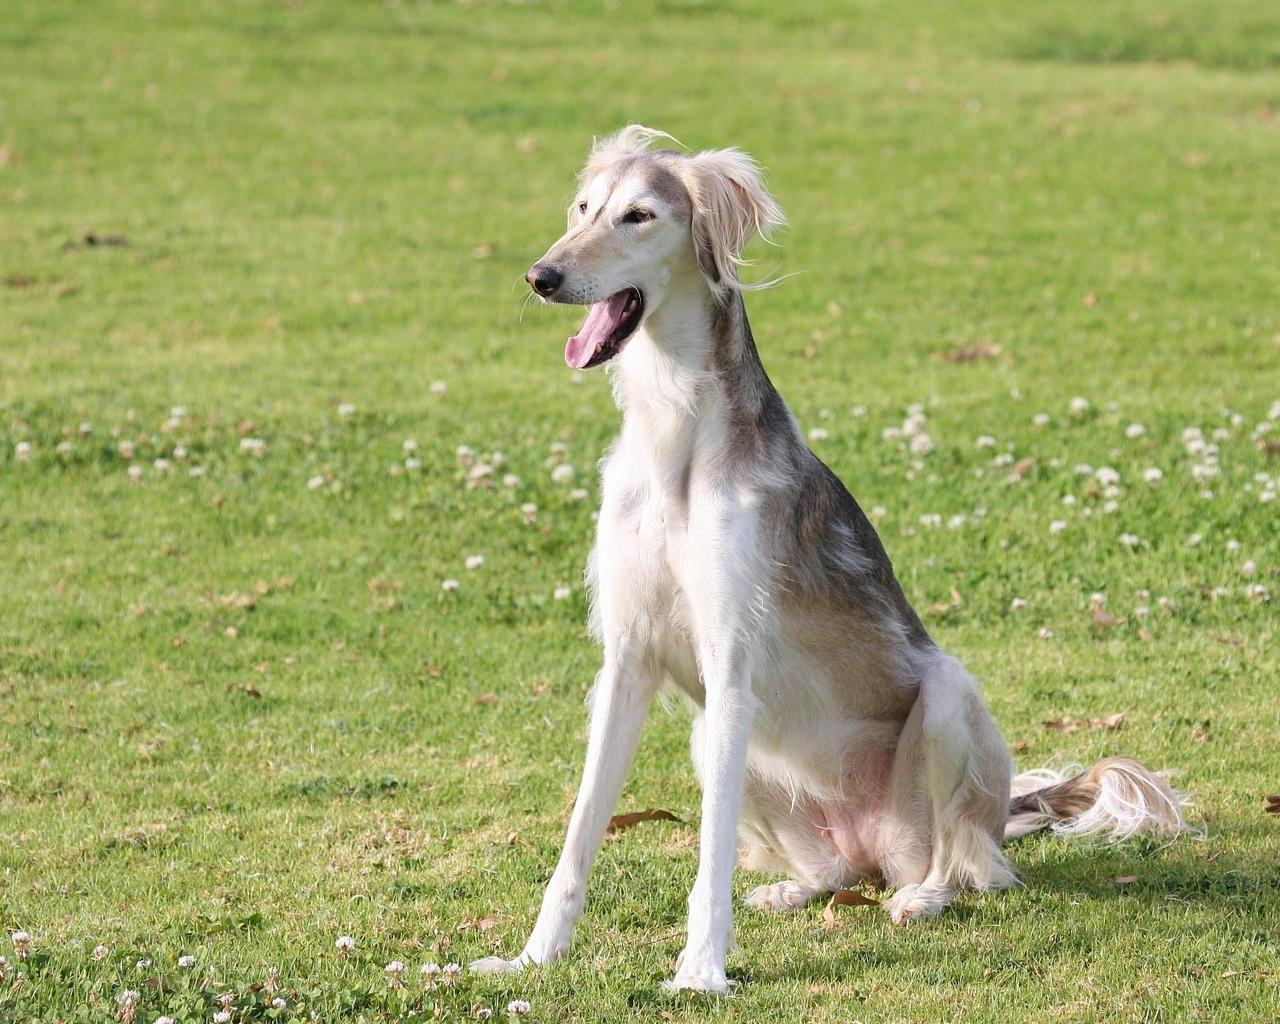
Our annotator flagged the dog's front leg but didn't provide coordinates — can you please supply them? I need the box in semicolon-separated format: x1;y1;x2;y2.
665;633;756;995
471;638;658;975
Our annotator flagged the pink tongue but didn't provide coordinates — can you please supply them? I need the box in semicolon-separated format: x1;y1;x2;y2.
565;291;630;369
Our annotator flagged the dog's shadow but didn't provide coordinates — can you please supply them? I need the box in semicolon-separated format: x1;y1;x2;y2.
734;837;1276;987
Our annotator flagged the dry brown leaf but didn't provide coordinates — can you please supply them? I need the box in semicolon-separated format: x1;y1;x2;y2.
1090;713;1125;731
476;916;500;932
940;344;1002;363
927;588;964;615
1113;874;1139;886
1043;716;1081;733
228;683;262;698
1216;635;1244;646
606;808;682;834
1009;457;1036;479
475;692;498;705
1265;794;1280;816
1011;739;1032;754
822;888;879;927
1091;606;1126;629
217;592;257;610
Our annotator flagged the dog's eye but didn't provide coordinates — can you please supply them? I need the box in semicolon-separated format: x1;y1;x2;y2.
622;208;653;224
577;201;588;214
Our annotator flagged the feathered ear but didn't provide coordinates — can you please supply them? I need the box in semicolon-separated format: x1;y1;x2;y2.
680;148;786;297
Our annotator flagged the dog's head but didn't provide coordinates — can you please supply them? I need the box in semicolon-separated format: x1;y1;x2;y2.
525;126;785;369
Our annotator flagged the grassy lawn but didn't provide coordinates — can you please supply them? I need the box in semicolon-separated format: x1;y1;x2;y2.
2;1;1278;1021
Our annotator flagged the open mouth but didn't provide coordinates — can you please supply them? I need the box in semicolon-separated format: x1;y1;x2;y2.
564;288;644;369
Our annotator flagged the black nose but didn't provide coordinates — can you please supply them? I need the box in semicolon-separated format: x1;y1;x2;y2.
526;263;564;297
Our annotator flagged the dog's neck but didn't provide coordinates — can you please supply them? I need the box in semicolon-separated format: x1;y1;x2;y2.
609;278;794;484
612;279;774;423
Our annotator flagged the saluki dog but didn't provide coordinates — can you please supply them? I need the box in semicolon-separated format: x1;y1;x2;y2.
471;126;1189;993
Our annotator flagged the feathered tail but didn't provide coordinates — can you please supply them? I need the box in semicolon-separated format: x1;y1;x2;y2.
1005;756;1193;842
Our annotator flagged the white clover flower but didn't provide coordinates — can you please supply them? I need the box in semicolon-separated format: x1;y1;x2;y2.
550;463;575;484
902;413;927;437
307;475;325;490
335;935;355;955
569;487;588;501
1119;533;1141;548
56;440;73;456
1095;466;1120;486
338;403;356;417
1143;467;1163;484
213;1011;232;1024
1069;396;1090;415
239;437;266;457
918;513;941;528
272;997;287;1009
93;944;110;960
117;990;140;1006
1226;539;1242;552
1241;560;1257;576
507;1001;531;1016
1261;488;1277;503
173;445;188;460
1103;499;1119;514
476;1009;493;1020
869;505;886;523
881;426;902;443
178;954;197;968
1038;627;1054;639
136;958;151;969
851;404;867;418
126;465;143;482
1073;463;1094;476
909;433;933;456
119;440;136;459
153;458;171;472
403;438;418;453
11;932;31;959
156;1018;175;1024
1125;423;1146;439
456;444;475;466
946;514;965;529
467;463;494;487
385;961;407;987
79;421;92;436
441;579;460;592
0;955;7;980
1049;520;1067;535
465;554;485;570
992;452;1014;467
808;427;829;442
1033;413;1050;427
443;963;463;981
1212;427;1231;441
553;586;571;600
520;502;538;523
502;473;520;488
402;457;421;472
975;435;996;449
1061;494;1077;507
1010;598;1027;612
1134;606;1149;618
1247;583;1269;603
189;466;206;477
430;380;448;395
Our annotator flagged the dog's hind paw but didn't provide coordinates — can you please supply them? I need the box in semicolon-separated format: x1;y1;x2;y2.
468;955;526;975
883;882;954;925
743;880;818;912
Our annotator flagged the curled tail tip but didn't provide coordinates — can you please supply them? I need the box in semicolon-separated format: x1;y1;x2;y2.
1006;756;1199;843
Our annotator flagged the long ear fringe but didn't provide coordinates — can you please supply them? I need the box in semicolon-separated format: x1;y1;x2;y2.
680;148;787;300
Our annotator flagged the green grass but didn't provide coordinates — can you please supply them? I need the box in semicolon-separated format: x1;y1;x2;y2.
2;1;1278;1021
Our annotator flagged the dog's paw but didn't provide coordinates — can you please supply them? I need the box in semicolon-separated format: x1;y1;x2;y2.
468;955;526;975
743;880;816;913
662;960;732;996
883;883;952;925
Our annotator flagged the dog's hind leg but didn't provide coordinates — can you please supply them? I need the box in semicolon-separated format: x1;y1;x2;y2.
470;637;661;974
879;654;1016;925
